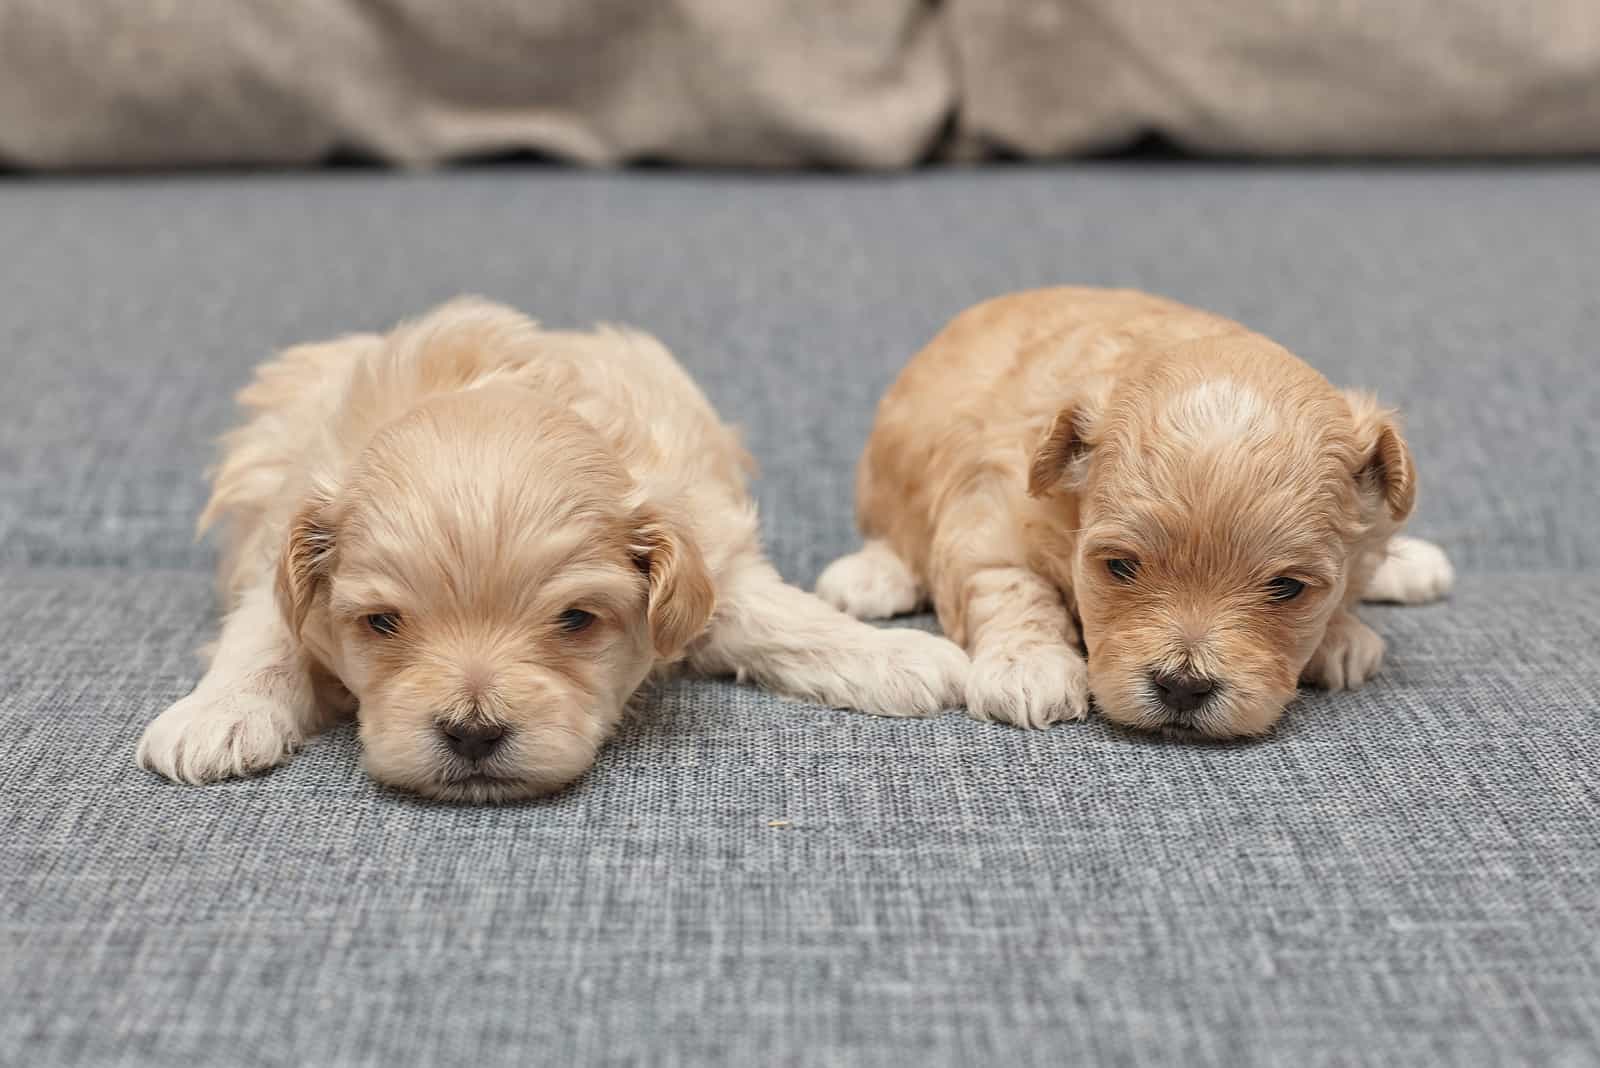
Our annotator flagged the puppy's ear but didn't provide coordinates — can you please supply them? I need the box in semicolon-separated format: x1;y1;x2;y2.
631;507;715;660
275;487;337;637
1345;390;1416;523
1028;403;1096;497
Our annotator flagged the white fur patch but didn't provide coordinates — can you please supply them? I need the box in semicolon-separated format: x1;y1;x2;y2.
1161;379;1277;446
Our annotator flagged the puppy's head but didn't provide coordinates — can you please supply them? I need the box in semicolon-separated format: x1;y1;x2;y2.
277;385;713;802
1029;338;1413;738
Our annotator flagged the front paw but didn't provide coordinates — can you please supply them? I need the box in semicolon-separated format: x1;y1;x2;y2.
815;543;922;620
1363;535;1455;604
967;643;1089;729
136;690;303;784
1302;614;1385;691
855;629;971;717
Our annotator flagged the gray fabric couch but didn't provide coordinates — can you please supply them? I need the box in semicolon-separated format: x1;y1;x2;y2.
3;165;1597;1066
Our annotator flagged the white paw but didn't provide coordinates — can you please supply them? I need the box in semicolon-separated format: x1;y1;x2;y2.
137;690;304;785
851;628;971;716
966;643;1090;729
1363;535;1454;604
1302;615;1386;691
815;542;922;620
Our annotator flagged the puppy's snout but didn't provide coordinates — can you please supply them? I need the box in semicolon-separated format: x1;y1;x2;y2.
439;721;505;761
1150;671;1215;715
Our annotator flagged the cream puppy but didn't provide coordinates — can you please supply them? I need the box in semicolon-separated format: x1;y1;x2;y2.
138;299;968;801
818;287;1453;739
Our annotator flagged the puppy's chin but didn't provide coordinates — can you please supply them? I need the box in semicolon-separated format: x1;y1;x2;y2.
1087;657;1296;740
358;710;614;804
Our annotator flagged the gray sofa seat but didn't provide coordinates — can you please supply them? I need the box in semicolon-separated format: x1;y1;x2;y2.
3;166;1596;1065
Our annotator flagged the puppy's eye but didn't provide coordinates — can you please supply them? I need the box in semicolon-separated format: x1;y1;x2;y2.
558;608;596;634
1106;558;1140;583
365;612;402;637
1266;577;1306;602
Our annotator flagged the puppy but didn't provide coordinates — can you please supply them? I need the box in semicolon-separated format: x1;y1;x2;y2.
138;298;968;801
818;287;1453;738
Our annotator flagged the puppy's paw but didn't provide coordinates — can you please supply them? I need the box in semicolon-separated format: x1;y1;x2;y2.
815;541;922;620
137;690;303;785
1302;614;1386;691
1362;535;1454;604
849;628;971;717
966;643;1090;729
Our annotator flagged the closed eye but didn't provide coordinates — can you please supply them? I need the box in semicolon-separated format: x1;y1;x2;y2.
1266;577;1306;602
365;611;402;637
557;608;596;634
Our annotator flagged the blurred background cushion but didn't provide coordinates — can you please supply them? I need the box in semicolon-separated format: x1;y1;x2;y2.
0;0;950;169
948;0;1600;158
3;1;1598;170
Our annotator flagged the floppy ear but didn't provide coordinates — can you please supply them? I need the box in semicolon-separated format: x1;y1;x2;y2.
275;488;337;637
1345;391;1416;523
631;508;715;660
1028;403;1095;497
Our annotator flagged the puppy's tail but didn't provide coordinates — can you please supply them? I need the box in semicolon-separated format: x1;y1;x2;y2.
688;561;968;717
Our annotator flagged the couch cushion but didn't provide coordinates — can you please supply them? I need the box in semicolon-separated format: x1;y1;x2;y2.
0;1;949;170
5;3;1600;168
948;0;1600;158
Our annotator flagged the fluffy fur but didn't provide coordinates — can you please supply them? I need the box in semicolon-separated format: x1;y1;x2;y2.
138;299;968;801
818;287;1453;738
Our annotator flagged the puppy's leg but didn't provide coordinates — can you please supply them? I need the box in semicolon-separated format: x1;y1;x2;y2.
1361;535;1455;605
1302;609;1386;691
137;581;326;784
689;559;967;717
924;491;1089;729
814;539;924;620
956;567;1090;729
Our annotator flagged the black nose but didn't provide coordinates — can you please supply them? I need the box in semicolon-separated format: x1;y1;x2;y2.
1151;671;1215;715
440;722;505;761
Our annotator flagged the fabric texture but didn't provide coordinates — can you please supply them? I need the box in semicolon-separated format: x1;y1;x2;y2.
2;165;1599;1064
946;0;1600;159
0;0;950;170
4;2;1600;170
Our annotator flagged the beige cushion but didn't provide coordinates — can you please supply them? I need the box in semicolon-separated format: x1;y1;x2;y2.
2;0;1597;168
948;0;1600;157
0;1;950;169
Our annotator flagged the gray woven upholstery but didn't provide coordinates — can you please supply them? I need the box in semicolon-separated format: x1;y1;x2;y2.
3;166;1596;1065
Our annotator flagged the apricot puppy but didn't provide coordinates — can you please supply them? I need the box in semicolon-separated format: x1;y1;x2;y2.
819;288;1452;738
139;298;967;801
